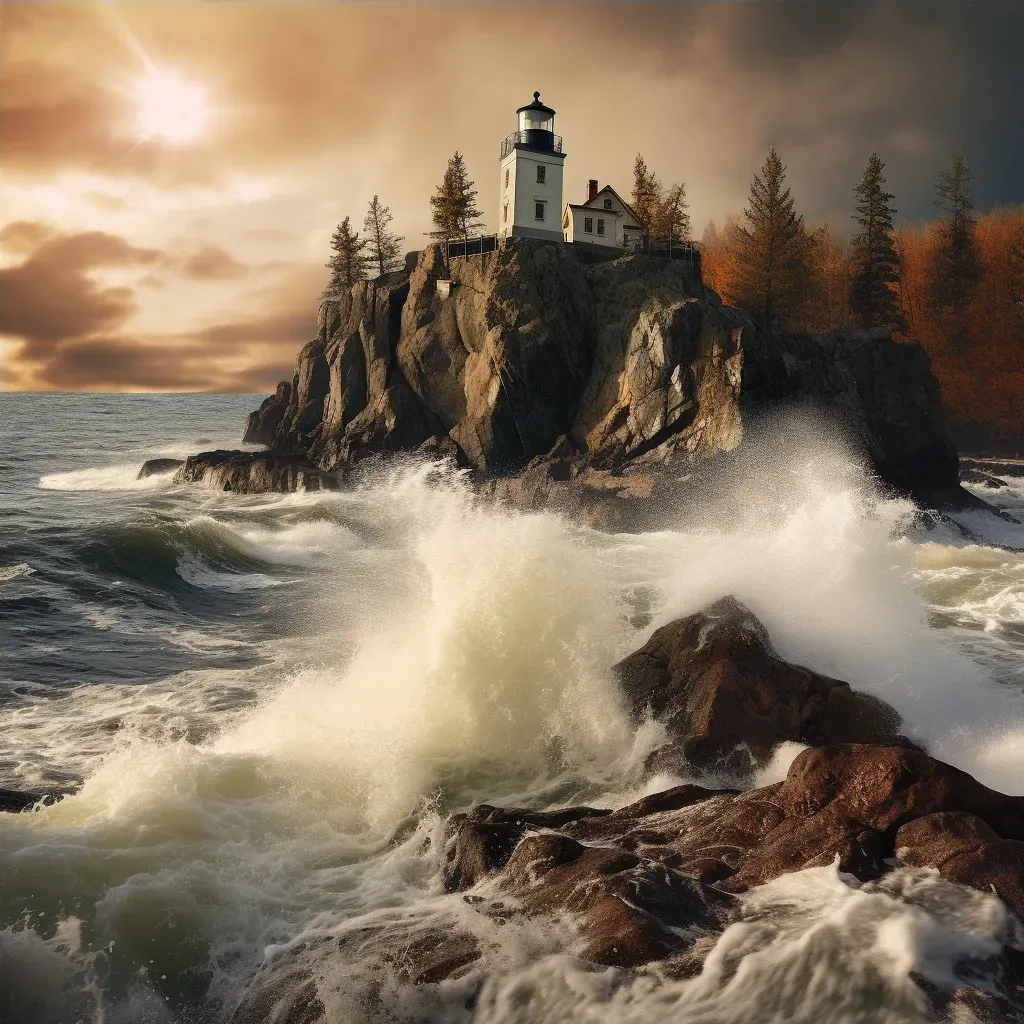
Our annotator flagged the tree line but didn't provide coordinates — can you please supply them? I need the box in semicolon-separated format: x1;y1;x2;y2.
324;145;1022;438
326;152;484;293
700;149;1024;437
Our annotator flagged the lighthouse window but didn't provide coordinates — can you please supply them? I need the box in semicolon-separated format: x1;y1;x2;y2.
504;169;509;189
584;217;593;234
536;164;546;184
535;202;545;221
503;202;508;224
597;219;606;236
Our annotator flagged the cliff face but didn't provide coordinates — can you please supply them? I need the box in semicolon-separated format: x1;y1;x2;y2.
243;238;960;504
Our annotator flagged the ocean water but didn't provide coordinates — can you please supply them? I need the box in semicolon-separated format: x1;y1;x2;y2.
1;392;1023;1024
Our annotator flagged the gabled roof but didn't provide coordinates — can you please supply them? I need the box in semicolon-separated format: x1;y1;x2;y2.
565;203;623;216
583;185;643;226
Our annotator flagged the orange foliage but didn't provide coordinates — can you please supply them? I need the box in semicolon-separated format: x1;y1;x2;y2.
700;206;1024;441
895;207;1024;440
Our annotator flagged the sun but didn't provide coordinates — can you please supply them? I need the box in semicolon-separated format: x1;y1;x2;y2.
134;67;208;145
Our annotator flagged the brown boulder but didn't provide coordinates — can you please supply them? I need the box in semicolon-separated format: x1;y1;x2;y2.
897;812;1024;918
614;597;903;774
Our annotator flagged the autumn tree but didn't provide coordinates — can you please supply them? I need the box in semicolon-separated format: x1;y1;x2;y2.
1010;215;1024;327
929;154;983;320
325;216;369;293
631;154;662;233
730;147;812;335
653;182;691;243
805;224;850;332
847;154;905;331
363;195;404;277
429;151;485;242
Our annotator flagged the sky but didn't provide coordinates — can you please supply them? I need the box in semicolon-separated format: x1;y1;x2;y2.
1;1;1022;393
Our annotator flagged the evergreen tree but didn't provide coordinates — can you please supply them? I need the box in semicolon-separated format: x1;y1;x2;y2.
325;216;368;293
429;151;485;242
653;182;691;243
929;154;983;315
631;154;663;234
363;195;404;277
848;153;905;331
730;147;812;335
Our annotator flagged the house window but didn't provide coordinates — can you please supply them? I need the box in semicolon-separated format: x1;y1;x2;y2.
604;198;613;210
597;219;606;236
504;169;509;189
536;164;546;184
503;202;508;224
584;217;593;234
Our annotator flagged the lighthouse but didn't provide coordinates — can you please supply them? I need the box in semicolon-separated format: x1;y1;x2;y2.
498;92;566;242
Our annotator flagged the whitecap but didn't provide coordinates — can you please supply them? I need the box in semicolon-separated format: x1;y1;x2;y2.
0;562;35;583
37;464;176;492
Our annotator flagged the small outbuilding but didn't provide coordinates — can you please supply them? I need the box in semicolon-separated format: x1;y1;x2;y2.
562;180;645;250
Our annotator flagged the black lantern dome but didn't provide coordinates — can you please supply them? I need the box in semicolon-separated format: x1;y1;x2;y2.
500;91;563;159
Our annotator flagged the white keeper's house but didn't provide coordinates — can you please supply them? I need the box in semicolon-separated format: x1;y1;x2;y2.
562;180;645;250
498;91;644;251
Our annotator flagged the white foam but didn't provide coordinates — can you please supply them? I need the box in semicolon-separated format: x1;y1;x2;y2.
0;562;35;583
37;464;176;492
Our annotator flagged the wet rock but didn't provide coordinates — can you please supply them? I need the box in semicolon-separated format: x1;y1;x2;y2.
960;467;1008;488
440;742;1024;977
243;381;292;446
442;803;612;891
137;458;185;479
614;596;903;775
173;450;340;494
0;786;75;812
897;812;1024;917
497;831;725;968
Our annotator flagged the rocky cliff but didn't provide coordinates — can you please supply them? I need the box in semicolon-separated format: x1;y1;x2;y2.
238;238;961;506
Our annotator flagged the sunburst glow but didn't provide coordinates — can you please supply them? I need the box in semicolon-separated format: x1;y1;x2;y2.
134;67;208;144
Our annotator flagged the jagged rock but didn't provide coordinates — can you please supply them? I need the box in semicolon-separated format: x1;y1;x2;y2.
173;450;340;494
137;458;184;479
614;596;903;775
243;381;292;446
442;803;612;892
444;743;1024;955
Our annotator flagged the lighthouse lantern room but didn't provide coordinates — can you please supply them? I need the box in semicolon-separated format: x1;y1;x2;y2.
499;92;566;243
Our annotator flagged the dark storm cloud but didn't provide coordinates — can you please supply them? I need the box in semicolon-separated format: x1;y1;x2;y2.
574;0;1024;222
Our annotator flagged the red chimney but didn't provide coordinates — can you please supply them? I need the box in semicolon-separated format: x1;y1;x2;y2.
587;179;598;201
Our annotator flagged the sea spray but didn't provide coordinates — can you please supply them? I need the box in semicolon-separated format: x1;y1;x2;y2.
4;396;1024;1021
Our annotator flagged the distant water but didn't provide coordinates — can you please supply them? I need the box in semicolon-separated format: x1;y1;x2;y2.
2;392;1024;1024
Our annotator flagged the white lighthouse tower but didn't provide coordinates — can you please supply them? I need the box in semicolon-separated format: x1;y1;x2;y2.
498;92;565;242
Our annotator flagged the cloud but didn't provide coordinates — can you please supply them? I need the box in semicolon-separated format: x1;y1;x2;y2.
2;1;1022;392
181;244;246;280
0;223;163;347
0;221;315;391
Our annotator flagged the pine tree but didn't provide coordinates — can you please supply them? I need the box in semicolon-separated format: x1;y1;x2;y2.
730;147;812;335
929;154;983;314
429;151;485;242
631;154;663;234
848;153;905;331
653;182;691;243
363;195;404;277
325;216;369;293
